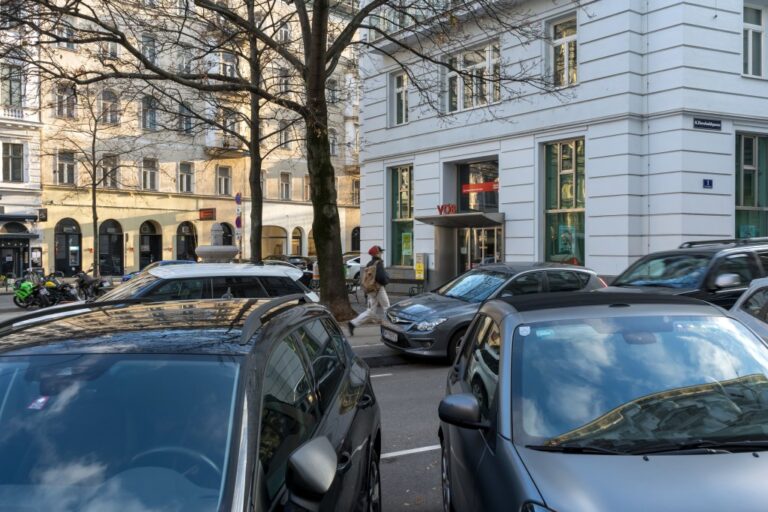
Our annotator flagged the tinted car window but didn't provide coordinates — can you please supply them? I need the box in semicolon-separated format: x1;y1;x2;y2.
504;272;545;295
98;273;159;300
758;251;768;274
145;278;208;300
742;288;768;321
296;319;345;413
260;276;303;297
711;253;759;288
211;276;268;298
437;270;509;302
547;270;583;292
464;319;500;419
259;335;319;500
612;254;710;289
321;317;349;363
459;315;492;368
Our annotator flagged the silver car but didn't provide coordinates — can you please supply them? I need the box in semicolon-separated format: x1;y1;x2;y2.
381;263;605;362
729;276;768;340
440;292;768;512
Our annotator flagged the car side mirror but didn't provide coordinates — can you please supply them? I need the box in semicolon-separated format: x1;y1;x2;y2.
714;273;742;289
438;393;489;430
285;436;338;512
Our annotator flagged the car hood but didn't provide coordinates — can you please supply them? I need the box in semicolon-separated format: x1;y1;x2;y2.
518;447;768;512
598;285;697;295
387;292;476;322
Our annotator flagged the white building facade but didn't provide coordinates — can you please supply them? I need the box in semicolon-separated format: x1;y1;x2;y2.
359;0;768;286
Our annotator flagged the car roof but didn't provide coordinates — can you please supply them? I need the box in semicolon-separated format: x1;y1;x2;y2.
0;298;323;356
474;262;597;274
148;263;297;279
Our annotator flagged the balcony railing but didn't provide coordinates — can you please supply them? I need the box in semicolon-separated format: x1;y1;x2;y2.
1;106;24;119
204;131;248;157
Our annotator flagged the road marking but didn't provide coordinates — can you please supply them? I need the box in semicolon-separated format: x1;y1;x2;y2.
381;444;441;460
370;373;392;378
354;343;382;348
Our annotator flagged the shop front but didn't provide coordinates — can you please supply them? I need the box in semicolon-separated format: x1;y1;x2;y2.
139;221;163;269
54;218;82;276
0;215;39;278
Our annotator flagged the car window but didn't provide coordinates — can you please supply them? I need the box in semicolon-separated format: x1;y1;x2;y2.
758;251;768;274
459;315;492;368
437;270;509;302
546;270;583;292
742;288;768;322
145;278;207;300
711;253;759;288
260;276;303;297
259;335;319;501
503;271;545;296
98;273;159;301
463;318;500;420
296;319;345;413
211;276;268;298
575;271;592;287
612;254;710;289
321;317;349;364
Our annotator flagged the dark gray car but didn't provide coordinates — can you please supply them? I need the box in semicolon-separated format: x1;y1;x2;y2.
381;263;604;361
729;276;768;340
439;292;768;512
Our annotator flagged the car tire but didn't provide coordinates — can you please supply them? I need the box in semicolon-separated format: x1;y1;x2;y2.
446;328;466;364
362;448;381;512
441;439;454;512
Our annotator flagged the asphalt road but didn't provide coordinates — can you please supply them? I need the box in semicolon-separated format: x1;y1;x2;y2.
0;292;451;511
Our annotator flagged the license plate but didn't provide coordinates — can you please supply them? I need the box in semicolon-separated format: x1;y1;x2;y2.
381;328;398;342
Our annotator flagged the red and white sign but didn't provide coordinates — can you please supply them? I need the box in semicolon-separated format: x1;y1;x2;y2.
461;181;499;194
437;203;458;215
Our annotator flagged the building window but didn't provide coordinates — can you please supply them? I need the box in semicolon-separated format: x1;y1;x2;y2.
100;40;119;59
447;42;500;113
55;83;76;118
352;178;360;205
278;68;290;93
141;95;157;130
261;171;267;197
279;120;291;148
303;175;311;201
178;47;194;73
101;154;119;189
551;17;577;87
544;139;585;266
56;20;76;50
177;0;188;15
280;172;291;200
56;150;76;185
178;103;193;133
744;6;764;76
220;52;236;77
100;89;119;125
735;134;768;237
392;72;409;125
218;165;232;195
459;161;498;213
327;78;338;103
142;158;158;191
222;107;238;134
179;161;193;193
278;24;290;43
141;34;157;65
329;129;338;156
391;165;413;266
0;64;22;108
1;143;23;182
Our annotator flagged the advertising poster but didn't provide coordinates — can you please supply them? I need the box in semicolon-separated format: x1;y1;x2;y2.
402;232;413;256
558;224;576;255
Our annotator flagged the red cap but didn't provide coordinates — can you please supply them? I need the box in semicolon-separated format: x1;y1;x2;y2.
368;245;384;255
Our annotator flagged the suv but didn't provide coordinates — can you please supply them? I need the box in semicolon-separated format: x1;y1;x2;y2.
382;263;605;362
604;238;768;308
98;263;319;303
0;298;381;512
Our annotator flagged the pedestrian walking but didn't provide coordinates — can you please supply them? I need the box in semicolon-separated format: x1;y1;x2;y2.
348;245;390;335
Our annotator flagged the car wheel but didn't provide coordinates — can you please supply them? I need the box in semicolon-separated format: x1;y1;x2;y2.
367;450;381;512
441;440;453;512
446;328;466;364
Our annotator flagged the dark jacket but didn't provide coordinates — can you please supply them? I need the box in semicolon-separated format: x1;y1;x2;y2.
366;257;390;286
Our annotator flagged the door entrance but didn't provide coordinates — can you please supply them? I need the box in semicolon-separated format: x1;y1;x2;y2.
0;247;22;277
457;227;502;273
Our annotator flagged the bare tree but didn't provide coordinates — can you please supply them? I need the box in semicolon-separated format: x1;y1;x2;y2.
0;0;568;318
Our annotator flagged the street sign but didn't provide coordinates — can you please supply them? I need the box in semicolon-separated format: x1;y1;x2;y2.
235;216;242;228
198;208;216;220
236;206;242;215
235;192;242;205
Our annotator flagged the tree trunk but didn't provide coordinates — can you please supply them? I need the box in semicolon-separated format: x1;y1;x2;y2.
247;3;263;263
91;181;99;277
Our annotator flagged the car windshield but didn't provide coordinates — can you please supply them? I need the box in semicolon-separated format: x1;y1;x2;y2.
612;254;710;289
513;315;768;452
98;273;159;301
0;354;240;511
436;270;508;302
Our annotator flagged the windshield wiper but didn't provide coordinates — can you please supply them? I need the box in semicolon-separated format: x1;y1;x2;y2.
525;443;625;455
628;439;768;455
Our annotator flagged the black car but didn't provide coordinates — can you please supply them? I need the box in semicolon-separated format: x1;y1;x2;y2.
0;297;381;512
603;237;768;308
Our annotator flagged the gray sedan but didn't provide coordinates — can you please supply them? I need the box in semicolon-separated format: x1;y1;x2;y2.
729;276;768;340
381;263;604;361
439;292;768;512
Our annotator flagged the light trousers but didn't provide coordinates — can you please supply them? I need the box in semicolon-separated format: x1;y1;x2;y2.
350;287;390;327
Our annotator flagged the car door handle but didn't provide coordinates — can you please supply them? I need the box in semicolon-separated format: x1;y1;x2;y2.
358;394;373;408
337;451;352;473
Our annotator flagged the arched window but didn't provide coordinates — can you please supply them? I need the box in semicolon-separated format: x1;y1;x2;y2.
0;221;27;233
176;221;197;261
291;227;303;255
139;220;162;269
221;223;234;246
329;129;338;156
101;89;119;124
262;226;288;257
326;78;338;103
351;226;360;252
98;219;124;275
54;218;82;277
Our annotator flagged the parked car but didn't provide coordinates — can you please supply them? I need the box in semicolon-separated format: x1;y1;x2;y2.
262;259;313;287
0;297;381;512
602;237;768;308
729;276;768;340
121;259;197;282
265;254;315;271
98;263;319;303
381;263;605;361
346;256;361;281
439;292;768;512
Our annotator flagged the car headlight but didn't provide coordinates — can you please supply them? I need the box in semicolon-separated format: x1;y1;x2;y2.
522;503;556;512
414;318;447;332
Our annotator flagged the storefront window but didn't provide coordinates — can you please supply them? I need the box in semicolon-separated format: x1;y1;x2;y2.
545;139;585;266
736;134;768;237
459;161;498;213
391;165;413;266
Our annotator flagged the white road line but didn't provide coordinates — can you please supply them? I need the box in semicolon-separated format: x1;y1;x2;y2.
370;373;392;378
353;343;382;348
381;444;441;460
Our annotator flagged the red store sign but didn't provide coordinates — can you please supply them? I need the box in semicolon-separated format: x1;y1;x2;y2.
461;181;499;194
437;203;457;215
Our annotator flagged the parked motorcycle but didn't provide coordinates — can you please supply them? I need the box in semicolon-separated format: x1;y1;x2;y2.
13;280;51;309
74;269;107;301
